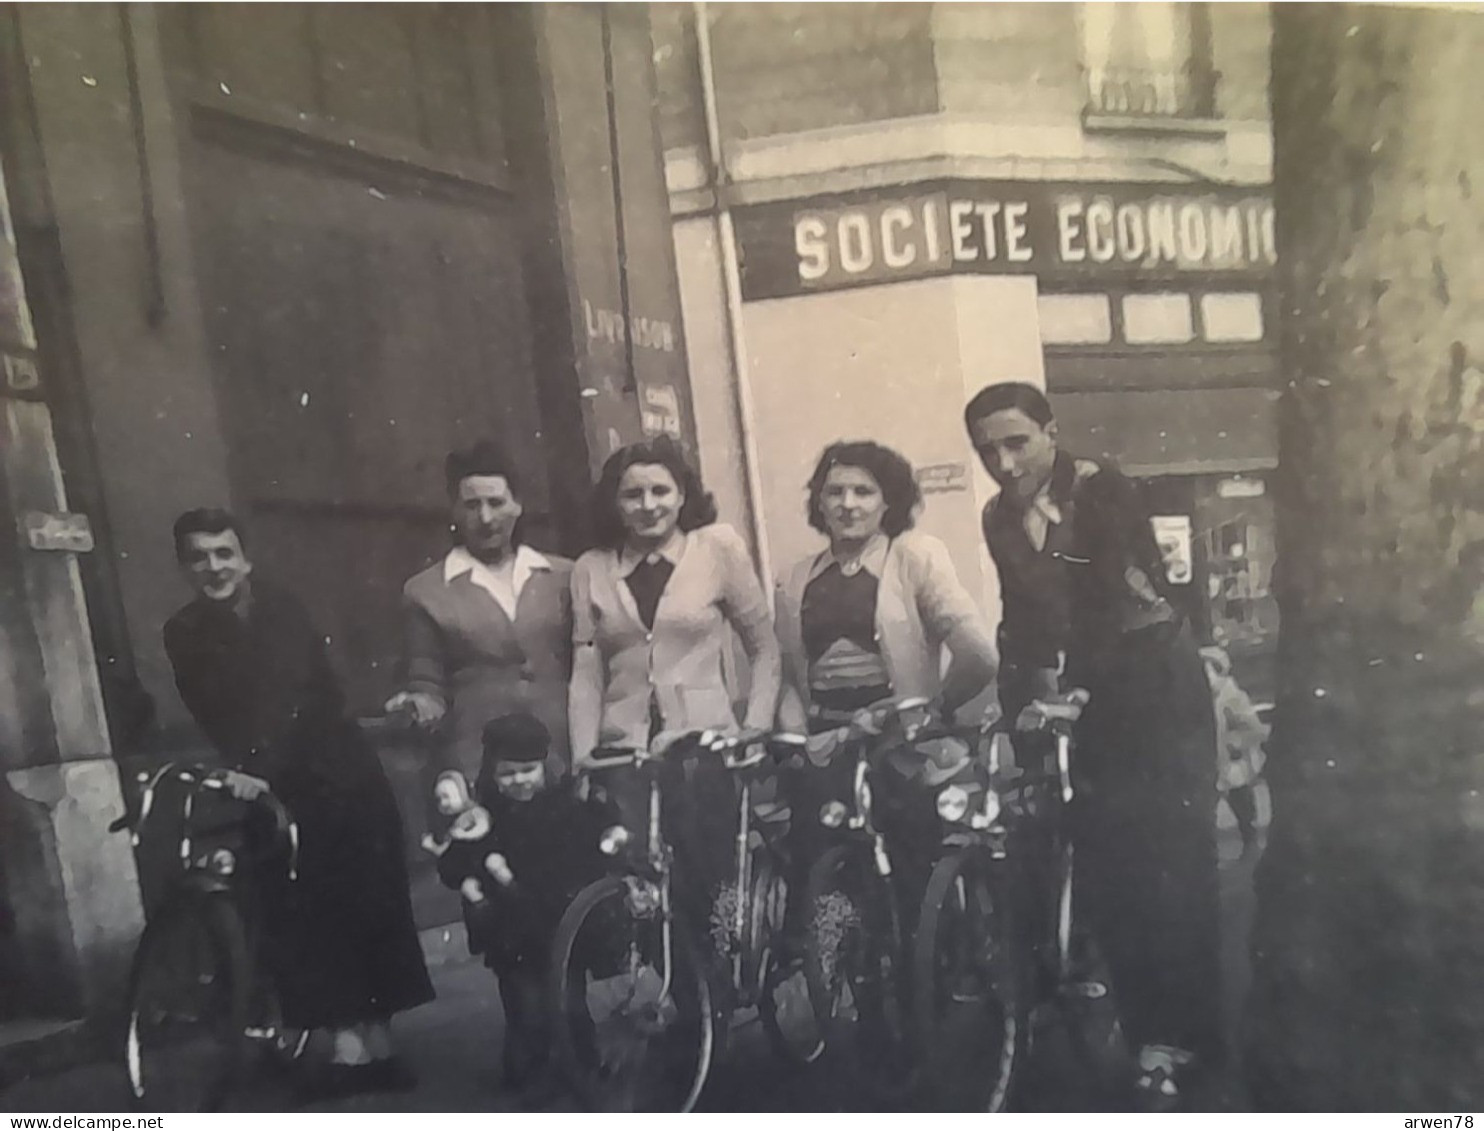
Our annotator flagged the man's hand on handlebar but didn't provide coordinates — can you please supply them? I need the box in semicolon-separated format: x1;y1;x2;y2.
221;769;271;802
383;690;446;728
1015;688;1091;733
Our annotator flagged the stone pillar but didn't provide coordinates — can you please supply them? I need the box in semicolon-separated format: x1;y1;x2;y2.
1245;3;1484;1110
492;2;699;555
2;3;235;743
0;156;144;1020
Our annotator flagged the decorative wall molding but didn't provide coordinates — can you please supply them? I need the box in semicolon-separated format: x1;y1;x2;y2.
666;110;1273;216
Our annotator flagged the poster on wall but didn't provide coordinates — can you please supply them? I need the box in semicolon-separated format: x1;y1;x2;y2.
1151;514;1194;585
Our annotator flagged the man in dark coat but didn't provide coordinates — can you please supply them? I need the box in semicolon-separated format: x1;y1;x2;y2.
964;383;1222;1106
163;508;434;1097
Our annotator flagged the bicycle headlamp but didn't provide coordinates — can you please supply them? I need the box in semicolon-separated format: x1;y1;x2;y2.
624;878;661;918
936;785;971;823
599;825;631;856
819;801;848;829
207;848;237;876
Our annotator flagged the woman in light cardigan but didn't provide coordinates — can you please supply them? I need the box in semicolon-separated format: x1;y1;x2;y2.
774;440;999;959
568;436;779;941
775;440;998;737
568;436;779;764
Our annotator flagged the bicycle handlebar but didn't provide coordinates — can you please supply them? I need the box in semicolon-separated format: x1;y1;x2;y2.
584;728;804;773
110;762;300;877
356;708;420;736
978;689;1090;738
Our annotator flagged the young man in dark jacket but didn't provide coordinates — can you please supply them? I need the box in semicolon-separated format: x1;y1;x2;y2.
965;383;1222;1107
164;508;432;1098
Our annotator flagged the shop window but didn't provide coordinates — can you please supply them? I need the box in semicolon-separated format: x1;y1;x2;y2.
1039;294;1113;345
1199;480;1280;659
1122;292;1194;345
1200;292;1265;343
1081;2;1217;120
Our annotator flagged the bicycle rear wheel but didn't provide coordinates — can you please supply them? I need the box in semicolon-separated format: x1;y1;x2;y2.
550;875;715;1112
913;853;1027;1111
125;896;249;1111
801;845;915;1105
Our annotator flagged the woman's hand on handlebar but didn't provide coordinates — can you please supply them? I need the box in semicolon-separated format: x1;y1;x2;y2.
220;769;271;802
803;729;845;768
383;690;445;728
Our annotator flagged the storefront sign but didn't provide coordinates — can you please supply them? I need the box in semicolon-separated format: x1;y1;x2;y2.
916;462;969;495
1151;514;1193;585
24;510;94;553
641;383;682;439
735;180;1276;300
1217;476;1267;500
583;299;678;354
3;352;39;393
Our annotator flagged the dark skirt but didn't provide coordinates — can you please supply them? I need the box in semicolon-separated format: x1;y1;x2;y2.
263;743;435;1030
1072;621;1224;1062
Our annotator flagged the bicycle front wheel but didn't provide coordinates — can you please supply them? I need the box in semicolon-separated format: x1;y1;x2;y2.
801;845;915;1105
125;896;249;1111
549;875;715;1112
759;953;825;1067
1052;844;1127;1097
913;853;1027;1112
754;854;824;1067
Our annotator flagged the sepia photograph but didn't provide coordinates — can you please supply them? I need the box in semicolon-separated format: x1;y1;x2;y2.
0;0;1480;1115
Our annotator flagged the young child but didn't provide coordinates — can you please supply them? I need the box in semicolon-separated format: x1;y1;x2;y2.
1200;645;1269;854
435;711;614;1096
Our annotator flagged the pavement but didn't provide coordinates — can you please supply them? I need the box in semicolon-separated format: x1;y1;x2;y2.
1;803;1266;1114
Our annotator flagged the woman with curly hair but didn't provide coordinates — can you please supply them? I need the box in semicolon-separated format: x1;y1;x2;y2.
775;442;998;928
775;440;998;735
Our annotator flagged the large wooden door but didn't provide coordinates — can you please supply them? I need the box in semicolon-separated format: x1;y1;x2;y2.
158;6;562;928
159;5;552;713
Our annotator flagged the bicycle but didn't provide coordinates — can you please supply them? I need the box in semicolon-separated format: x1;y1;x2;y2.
912;690;1122;1111
697;728;824;1070
548;727;809;1111
798;695;950;1107
112;763;306;1111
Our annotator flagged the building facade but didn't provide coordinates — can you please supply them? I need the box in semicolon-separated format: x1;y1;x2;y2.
1;0;1280;1032
0;3;691;1027
655;1;1279;691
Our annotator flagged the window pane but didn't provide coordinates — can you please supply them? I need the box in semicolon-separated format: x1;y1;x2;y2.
1122;293;1193;344
1039;294;1113;345
1201;292;1265;343
1081;2;1211;118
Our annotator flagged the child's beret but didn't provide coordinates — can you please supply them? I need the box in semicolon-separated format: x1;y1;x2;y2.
481;711;551;764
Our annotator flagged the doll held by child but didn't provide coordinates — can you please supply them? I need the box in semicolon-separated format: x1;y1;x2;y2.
422;770;511;953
